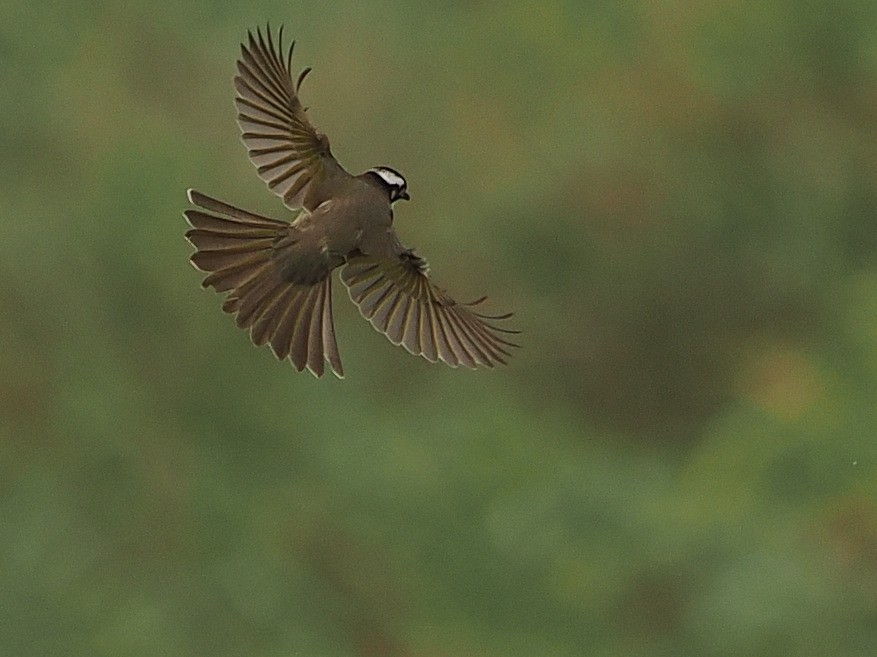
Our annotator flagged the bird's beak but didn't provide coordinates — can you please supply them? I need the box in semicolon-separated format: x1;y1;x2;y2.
400;191;410;201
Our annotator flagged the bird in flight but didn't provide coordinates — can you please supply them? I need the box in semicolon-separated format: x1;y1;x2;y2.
184;25;518;378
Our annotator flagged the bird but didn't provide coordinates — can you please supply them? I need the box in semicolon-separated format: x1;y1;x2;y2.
184;25;518;378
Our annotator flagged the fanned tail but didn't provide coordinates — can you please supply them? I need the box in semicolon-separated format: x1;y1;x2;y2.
184;189;343;378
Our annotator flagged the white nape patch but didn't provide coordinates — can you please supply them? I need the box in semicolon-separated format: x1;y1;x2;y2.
370;167;406;189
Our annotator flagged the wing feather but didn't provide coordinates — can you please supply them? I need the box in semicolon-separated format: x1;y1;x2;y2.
340;253;518;368
235;25;351;211
419;291;439;363
443;308;494;367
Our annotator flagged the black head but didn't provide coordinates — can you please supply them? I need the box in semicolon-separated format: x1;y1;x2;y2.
367;166;410;203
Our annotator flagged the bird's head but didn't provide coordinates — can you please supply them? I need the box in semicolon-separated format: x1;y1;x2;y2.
368;166;410;203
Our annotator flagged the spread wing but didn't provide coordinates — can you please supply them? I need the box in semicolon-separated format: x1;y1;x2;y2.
340;253;519;368
235;25;351;211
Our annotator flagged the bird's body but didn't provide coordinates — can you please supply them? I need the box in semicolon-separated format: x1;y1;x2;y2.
185;25;517;377
296;177;399;261
276;181;396;285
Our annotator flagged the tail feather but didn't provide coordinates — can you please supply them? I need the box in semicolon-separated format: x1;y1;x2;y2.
291;285;321;375
201;256;272;292
191;249;271;282
185;229;276;252
305;286;327;376
322;281;343;376
231;273;283;328
184;209;282;235
250;284;297;347
184;189;344;378
187;189;288;225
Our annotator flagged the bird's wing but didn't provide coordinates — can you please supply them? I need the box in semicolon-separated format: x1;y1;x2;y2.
184;189;344;378
340;252;519;368
235;25;352;212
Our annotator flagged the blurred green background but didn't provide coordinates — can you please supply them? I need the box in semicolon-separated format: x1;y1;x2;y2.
3;1;877;655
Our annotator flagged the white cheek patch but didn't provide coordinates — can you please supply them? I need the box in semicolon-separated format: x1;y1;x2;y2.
372;167;406;189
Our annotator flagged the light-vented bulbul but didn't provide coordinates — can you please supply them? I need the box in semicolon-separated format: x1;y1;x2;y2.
185;26;518;377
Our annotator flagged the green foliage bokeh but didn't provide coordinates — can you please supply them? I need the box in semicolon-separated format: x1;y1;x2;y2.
2;1;877;656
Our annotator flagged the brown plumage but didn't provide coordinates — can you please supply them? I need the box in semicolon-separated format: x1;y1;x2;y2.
184;25;518;377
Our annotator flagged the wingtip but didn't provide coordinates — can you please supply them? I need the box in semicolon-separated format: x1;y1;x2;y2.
256;25;270;53
296;66;312;91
